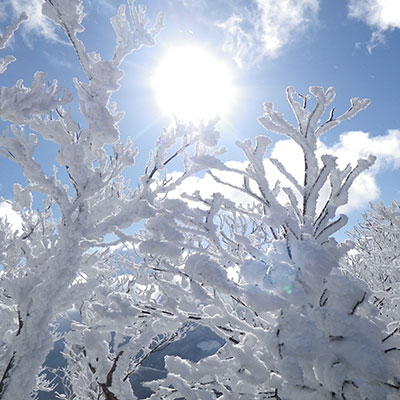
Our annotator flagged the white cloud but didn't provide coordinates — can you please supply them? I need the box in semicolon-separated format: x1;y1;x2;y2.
256;0;319;55
348;0;400;30
271;130;400;213
320;130;400;213
0;202;22;232
7;0;66;45
218;0;320;66
173;130;400;219
348;0;400;52
322;130;400;170
218;10;266;68
262;130;400;213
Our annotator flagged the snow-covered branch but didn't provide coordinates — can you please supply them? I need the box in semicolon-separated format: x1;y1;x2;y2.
0;1;399;399
0;12;27;74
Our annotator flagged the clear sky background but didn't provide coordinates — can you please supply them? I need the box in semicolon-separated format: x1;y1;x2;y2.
1;0;400;240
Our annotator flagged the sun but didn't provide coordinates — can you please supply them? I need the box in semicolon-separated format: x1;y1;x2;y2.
152;45;236;122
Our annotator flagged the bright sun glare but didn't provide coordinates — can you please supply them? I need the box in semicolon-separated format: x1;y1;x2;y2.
152;46;236;122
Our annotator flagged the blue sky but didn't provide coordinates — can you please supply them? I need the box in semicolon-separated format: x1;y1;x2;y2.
1;0;400;239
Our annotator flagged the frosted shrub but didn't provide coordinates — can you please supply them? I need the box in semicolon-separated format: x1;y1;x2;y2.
344;201;400;323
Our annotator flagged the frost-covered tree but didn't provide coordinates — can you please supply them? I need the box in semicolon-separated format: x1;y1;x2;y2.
343;201;400;323
141;88;400;399
0;1;399;400
0;1;222;399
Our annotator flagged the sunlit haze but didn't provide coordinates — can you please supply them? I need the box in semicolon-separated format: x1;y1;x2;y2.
152;46;236;122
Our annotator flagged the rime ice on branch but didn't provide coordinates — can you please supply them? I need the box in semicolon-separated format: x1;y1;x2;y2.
0;0;227;398
255;86;375;244
0;0;399;398
0;12;27;74
344;201;400;323
0;1;182;399
143;87;400;399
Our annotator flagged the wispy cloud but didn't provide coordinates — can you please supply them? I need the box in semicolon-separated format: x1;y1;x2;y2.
218;0;320;67
0;3;10;23
7;0;67;46
217;8;266;68
348;0;400;52
86;0;117;16
44;50;73;69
